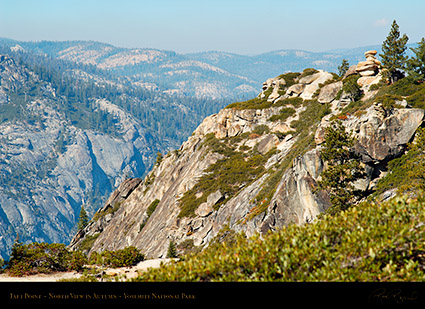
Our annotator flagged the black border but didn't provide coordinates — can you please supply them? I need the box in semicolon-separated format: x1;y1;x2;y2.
1;281;425;306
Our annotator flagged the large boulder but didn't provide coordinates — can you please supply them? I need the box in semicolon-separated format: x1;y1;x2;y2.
285;83;306;97
318;81;343;103
343;65;358;79
349;106;425;162
300;71;334;100
364;50;378;57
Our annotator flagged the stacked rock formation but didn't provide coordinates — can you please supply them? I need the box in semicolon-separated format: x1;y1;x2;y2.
356;50;381;76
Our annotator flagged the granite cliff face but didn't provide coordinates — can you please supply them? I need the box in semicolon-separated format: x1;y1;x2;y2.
70;58;425;258
0;54;162;259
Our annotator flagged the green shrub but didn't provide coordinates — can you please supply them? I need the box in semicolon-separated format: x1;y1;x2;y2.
406;86;425;108
226;97;272;110
374;94;405;110
155;152;163;166
298;68;319;79
89;246;144;268
135;194;425;282
6;242;86;276
252;124;270;135
200;133;235;157
92;201;122;222
78;233;100;252
290;101;331;136
342;74;362;102
147;199;160;217
375;75;424;97
268;107;296;122
281;97;304;107
277;72;301;88
370;75;425;109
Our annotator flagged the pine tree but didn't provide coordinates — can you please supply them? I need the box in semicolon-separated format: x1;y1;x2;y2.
406;37;425;82
338;58;350;77
77;206;89;230
166;241;177;258
380;20;409;84
317;120;365;214
342;75;362;102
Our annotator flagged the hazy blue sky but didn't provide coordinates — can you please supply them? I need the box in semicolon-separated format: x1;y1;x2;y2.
1;0;424;54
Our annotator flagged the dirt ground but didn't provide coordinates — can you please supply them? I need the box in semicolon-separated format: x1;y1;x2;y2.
0;258;176;282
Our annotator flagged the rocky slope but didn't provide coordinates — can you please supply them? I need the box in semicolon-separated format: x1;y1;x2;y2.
70;51;425;258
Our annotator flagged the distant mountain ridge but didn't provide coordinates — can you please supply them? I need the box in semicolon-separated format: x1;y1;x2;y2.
0;39;258;100
2;38;415;100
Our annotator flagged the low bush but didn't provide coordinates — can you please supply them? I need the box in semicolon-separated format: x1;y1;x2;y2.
374;94;405;110
277;72;301;88
6;242;86;276
268;107;296;122
342;74;362;102
89;246;144;268
135;194;425;281
298;68;319;79
226;97;272;110
376;75;424;97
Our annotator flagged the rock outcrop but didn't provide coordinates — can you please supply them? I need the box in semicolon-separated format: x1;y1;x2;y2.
315;103;424;192
315;104;425;162
70;60;424;259
356;50;381;77
355;50;383;88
